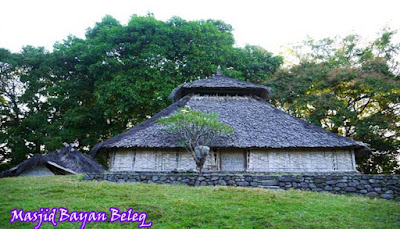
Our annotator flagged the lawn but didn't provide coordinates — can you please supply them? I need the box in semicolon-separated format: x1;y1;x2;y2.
0;175;399;229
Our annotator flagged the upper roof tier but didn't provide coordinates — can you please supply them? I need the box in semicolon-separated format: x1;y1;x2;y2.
170;74;271;101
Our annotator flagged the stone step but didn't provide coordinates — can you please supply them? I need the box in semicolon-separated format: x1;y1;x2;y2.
259;186;280;190
260;180;279;186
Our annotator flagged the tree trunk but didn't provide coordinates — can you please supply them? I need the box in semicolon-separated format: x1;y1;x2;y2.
193;145;210;173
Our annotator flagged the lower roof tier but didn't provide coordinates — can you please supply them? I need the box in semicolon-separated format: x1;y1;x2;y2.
92;95;368;154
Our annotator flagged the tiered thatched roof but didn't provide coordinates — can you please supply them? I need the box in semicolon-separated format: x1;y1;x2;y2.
91;74;369;156
0;146;104;178
170;75;271;101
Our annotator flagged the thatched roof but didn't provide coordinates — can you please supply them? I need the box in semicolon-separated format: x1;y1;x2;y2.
91;75;369;156
0;146;104;178
170;75;271;101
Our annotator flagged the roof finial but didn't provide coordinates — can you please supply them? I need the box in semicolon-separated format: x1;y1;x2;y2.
216;65;222;76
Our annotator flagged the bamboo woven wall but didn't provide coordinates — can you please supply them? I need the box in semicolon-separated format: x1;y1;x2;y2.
109;148;356;172
247;149;355;172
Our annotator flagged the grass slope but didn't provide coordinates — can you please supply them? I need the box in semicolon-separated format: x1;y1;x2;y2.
0;175;399;228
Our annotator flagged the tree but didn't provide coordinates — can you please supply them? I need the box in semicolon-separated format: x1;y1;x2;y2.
226;45;283;84
0;48;24;167
0;14;282;171
269;29;400;174
0;47;52;169
49;15;281;153
157;107;234;172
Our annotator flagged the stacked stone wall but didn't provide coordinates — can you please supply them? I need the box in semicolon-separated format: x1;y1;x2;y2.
84;172;400;200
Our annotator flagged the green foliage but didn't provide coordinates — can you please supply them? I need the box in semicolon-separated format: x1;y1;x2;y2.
157;107;234;138
269;29;400;174
0;176;399;228
158;107;233;171
0;14;281;169
228;45;284;83
0;47;52;166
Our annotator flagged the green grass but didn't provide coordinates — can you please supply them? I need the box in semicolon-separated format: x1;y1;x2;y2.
0;175;399;228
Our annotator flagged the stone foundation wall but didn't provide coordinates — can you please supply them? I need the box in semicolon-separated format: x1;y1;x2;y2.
84;172;400;200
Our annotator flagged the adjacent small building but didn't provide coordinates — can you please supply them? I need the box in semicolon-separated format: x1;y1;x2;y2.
0;146;104;178
91;73;369;173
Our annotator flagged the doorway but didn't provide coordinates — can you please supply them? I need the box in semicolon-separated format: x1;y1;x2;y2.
220;149;246;171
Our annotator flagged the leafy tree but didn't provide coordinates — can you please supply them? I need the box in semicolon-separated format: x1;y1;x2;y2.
0;14;282;170
0;47;52;168
226;45;283;83
269;29;400;174
0;48;23;166
157;107;234;172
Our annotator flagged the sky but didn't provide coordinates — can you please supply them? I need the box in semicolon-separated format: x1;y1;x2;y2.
1;0;400;56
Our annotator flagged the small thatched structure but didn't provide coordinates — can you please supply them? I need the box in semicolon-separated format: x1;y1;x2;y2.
91;73;370;173
0;146;104;178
